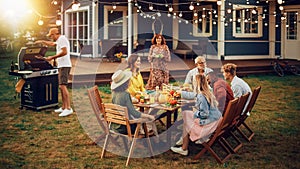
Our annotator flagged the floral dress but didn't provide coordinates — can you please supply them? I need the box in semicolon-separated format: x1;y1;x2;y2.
145;44;171;90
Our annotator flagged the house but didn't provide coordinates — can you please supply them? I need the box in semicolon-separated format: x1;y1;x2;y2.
59;0;300;61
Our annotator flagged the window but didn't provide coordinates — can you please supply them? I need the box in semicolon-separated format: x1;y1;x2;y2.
233;5;262;38
286;11;297;40
66;7;89;53
104;6;128;41
193;5;213;37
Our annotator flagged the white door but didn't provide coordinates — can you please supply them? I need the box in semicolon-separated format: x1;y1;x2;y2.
282;7;300;60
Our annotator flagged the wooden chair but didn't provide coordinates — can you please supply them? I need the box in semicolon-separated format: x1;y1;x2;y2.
101;103;154;166
235;86;261;142
220;92;250;153
193;98;239;164
87;86;109;143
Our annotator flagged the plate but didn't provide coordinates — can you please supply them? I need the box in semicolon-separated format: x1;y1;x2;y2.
18;70;33;74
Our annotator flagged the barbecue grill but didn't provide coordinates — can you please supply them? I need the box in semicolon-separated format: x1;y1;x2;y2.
9;46;58;110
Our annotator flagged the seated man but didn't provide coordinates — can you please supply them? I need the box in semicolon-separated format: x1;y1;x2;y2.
184;56;213;90
221;63;252;114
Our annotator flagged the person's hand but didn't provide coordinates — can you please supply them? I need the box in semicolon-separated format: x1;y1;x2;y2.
147;114;155;121
35;55;45;60
142;114;155;121
34;40;44;44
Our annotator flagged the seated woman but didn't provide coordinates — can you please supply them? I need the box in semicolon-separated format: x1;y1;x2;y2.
170;74;223;155
126;54;158;135
110;70;155;134
126;54;146;97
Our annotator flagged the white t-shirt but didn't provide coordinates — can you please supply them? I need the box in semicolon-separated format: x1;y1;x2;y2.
56;35;71;68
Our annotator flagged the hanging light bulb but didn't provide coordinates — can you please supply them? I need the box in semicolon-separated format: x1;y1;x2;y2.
157;12;161;17
51;0;58;5
227;9;232;13
252;8;257;14
56;15;62;26
38;17;44;26
72;0;80;10
112;3;117;10
189;2;194;10
149;3;153;10
277;0;283;4
194;11;198;17
217;0;222;6
279;6;284;11
179;11;183;17
169;6;173;12
56;20;62;26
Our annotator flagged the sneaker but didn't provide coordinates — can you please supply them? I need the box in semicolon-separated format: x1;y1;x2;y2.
175;137;183;146
54;107;64;113
59;108;73;117
170;146;188;156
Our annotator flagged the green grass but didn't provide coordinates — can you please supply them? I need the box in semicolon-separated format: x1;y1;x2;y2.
1;51;300;168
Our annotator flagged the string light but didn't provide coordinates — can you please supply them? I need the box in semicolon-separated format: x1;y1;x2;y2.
189;2;194;11
112;3;117;10
33;0;290;28
71;0;80;10
168;6;173;12
38;17;44;26
149;3;153;10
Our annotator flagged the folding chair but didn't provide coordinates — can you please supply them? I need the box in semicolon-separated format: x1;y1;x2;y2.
193;98;239;164
87;86;109;143
235;86;261;142
220;92;250;153
101;103;154;166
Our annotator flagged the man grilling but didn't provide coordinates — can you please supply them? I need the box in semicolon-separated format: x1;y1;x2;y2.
35;28;73;117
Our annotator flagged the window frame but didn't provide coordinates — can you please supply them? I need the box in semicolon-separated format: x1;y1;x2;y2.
65;6;90;54
104;6;128;42
193;5;213;37
232;4;263;38
286;11;298;40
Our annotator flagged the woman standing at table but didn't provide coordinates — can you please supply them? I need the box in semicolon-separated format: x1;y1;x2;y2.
145;34;171;90
170;74;222;155
126;54;146;97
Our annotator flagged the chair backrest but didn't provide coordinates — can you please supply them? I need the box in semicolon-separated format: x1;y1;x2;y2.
221;97;240;131
103;103;132;137
87;86;108;133
209;97;239;143
244;86;261;114
234;92;250;121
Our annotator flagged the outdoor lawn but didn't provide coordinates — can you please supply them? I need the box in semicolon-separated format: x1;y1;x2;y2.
0;52;299;169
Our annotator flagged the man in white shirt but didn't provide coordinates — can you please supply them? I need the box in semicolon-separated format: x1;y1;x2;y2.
184;56;213;90
221;63;252;114
35;28;73;117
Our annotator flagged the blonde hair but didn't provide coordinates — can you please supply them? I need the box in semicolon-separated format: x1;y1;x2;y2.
194;74;218;108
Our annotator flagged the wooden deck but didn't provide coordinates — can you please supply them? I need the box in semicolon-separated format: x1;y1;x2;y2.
68;55;300;88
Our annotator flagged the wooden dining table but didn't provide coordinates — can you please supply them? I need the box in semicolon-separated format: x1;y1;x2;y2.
134;99;194;145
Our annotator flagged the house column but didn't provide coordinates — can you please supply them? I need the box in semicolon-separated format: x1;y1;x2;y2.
218;0;225;60
173;0;179;50
269;1;276;58
128;1;133;57
92;1;99;58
